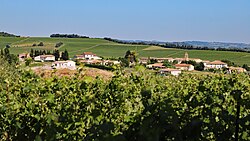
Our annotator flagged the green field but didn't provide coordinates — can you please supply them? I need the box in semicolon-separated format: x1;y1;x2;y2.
1;37;250;65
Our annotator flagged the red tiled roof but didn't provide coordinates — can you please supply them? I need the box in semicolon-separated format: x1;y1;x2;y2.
175;64;192;67
83;52;96;55
207;60;227;65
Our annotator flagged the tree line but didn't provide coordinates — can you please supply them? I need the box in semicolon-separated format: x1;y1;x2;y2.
104;37;250;53
50;34;89;38
0;48;18;64
30;49;69;61
0;32;20;37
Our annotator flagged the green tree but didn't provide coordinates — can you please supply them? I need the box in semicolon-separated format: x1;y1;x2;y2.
30;49;34;58
62;49;69;60
163;60;174;68
38;42;44;46
54;50;60;61
242;64;250;71
25;58;33;66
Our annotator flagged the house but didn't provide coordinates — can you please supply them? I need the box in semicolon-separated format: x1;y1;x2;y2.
228;67;246;73
174;64;194;71
34;55;55;62
102;60;120;66
173;52;203;63
18;53;30;61
74;55;85;60
139;57;149;64
159;68;182;76
204;60;228;70
155;58;174;63
147;63;166;69
80;59;102;65
52;60;76;70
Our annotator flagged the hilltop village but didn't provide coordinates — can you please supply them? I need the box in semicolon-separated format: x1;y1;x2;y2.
17;50;247;76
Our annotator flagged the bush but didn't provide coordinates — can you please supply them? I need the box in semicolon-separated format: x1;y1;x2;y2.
38;42;44;46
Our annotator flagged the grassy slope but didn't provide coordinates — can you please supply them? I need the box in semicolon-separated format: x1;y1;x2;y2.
0;37;250;65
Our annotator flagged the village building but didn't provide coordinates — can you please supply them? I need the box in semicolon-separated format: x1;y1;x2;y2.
174;63;194;71
74;52;102;60
159;68;182;76
139;57;149;65
18;53;30;61
204;60;228;70
155;57;174;63
174;52;203;63
147;63;166;69
228;67;246;73
52;60;76;70
102;60;120;66
34;55;55;62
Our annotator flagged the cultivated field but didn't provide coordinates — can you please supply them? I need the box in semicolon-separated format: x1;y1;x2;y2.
1;37;250;65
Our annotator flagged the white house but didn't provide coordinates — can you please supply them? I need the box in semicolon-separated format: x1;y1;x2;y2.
205;60;228;70
34;55;55;62
174;64;194;71
52;60;76;70
159;68;182;76
74;52;102;60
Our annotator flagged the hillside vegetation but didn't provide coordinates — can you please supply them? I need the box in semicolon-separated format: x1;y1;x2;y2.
0;37;250;65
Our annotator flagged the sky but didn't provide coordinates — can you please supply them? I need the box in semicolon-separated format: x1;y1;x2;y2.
1;0;250;43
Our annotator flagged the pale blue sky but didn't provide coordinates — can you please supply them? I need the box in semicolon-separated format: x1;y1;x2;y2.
1;0;250;43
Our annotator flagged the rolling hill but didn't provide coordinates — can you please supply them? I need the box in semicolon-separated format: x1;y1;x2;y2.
0;37;250;65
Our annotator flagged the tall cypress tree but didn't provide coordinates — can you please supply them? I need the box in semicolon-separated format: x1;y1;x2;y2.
30;49;34;58
54;50;60;61
64;49;69;60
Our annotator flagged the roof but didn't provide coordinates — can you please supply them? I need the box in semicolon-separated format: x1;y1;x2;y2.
175;64;192;67
159;68;181;72
207;60;227;65
40;55;55;57
75;55;84;57
151;63;164;67
83;52;96;55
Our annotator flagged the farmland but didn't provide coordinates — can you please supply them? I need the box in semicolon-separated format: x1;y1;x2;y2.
1;37;250;65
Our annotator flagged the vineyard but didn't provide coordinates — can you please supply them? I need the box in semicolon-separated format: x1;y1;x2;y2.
0;59;250;140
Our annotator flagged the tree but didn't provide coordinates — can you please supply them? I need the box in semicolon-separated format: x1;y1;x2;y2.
4;47;10;56
119;57;129;67
38;42;44;46
242;64;250;71
30;49;34;58
54;50;60;61
0;49;3;57
6;45;11;48
163;60;174;68
61;49;69;60
25;58;33;66
125;50;136;63
195;62;205;71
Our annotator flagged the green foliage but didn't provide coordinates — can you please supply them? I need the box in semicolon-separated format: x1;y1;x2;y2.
163;60;174;68
61;49;69;60
0;60;250;140
25;58;33;66
242;64;250;71
222;59;238;67
38;42;44;46
55;42;63;48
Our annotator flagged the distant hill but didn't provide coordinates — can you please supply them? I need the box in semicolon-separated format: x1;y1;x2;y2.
0;32;20;37
178;41;250;49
